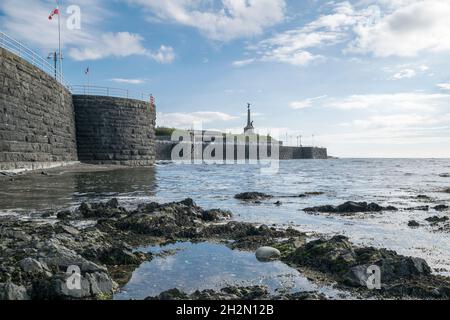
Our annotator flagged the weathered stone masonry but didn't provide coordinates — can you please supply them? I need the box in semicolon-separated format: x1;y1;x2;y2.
0;48;78;171
0;48;156;171
73;95;155;166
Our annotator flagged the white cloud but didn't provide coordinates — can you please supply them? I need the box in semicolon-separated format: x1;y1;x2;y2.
244;2;377;66
109;78;147;85
349;0;450;57
232;59;255;67
157;111;238;128
69;32;148;61
329;93;450;112
351;113;443;129
149;45;175;64
392;68;416;79
437;83;450;90
131;0;286;41
0;0;173;63
290;95;327;110
243;0;450;65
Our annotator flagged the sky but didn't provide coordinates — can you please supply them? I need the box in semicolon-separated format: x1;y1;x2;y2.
1;0;450;158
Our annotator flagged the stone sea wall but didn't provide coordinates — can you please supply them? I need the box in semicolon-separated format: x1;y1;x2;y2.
0;48;78;172
73;95;156;166
156;140;328;161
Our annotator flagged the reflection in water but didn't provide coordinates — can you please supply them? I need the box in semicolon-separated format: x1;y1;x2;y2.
114;242;345;300
0;167;156;211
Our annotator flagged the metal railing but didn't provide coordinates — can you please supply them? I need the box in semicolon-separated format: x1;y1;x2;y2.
71;85;153;103
0;31;153;103
0;31;71;89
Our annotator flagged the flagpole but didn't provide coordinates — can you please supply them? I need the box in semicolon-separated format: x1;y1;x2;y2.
57;0;62;79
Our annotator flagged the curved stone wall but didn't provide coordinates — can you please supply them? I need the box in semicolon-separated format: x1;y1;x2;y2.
0;48;78;172
73;95;155;166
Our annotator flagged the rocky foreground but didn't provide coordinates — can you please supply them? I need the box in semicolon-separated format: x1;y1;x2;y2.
1;198;450;300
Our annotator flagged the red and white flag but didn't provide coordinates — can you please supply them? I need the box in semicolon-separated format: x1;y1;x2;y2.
48;8;59;20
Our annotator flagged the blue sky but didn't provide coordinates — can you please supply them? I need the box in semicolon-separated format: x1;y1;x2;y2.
1;0;450;157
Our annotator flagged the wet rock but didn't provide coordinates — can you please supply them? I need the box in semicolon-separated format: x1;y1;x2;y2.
417;195;431;200
202;209;233;222
146;288;189;300
234;192;273;201
274;201;282;206
19;258;48;274
297;192;325;197
426;216;449;223
439;173;450;178
408;220;420;227
0;229;32;241
304;202;398;214
0;282;30;300
406;206;430;211
137;202;160;213
255;246;281;262
434;205;449;211
442;188;450;193
180;198;196;207
146;286;270;300
79;199;124;219
98;247;147;266
31;271;114;300
56;225;80;236
57;210;73;220
285;235;448;298
41;211;54;218
147;285;325;301
38;241;107;273
289;235;356;273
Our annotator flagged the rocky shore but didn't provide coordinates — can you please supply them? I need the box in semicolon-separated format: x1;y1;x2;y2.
1;197;450;300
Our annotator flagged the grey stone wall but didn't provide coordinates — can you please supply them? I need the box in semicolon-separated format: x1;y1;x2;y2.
0;48;78;171
156;140;328;161
73;95;155;166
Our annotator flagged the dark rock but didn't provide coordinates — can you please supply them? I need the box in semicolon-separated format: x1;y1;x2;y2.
202;209;232;222
19;258;48;274
106;198;119;209
98;247;146;266
274;201;282;206
408;220;420;227
180;198;196;207
289;236;432;283
434;205;449;211
137;202;160;213
56;210;72;220
304;202;398;214
417;195;431;200
425;216;449;223
234;192;273;201
405;206;429;211
146;288;188;300
439;173;450;178
0;282;30;300
78;200;123;219
31;271;114;300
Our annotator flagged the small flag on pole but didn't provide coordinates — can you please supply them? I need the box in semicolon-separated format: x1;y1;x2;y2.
48;8;59;20
85;67;90;75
